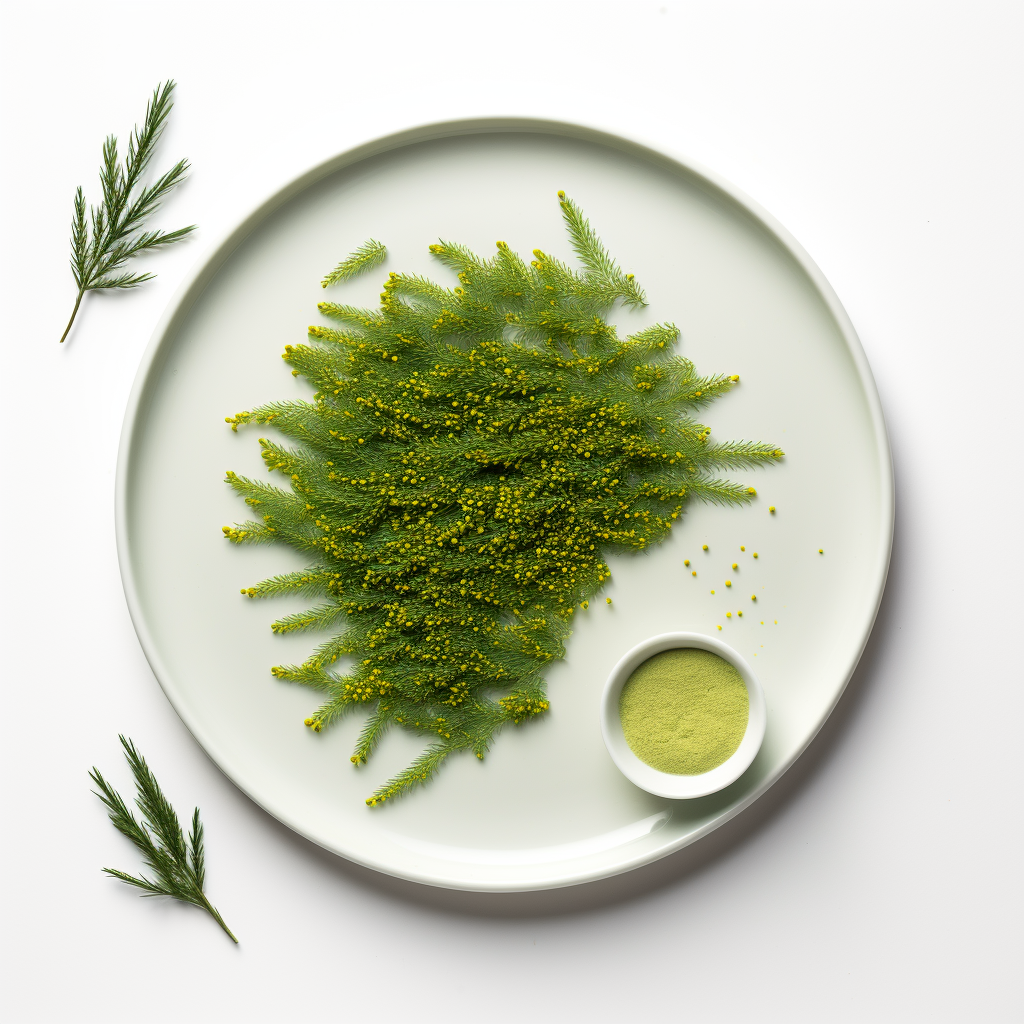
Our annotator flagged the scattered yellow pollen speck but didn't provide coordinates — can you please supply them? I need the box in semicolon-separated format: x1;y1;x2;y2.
769;506;776;513
684;559;690;566
702;544;708;551
753;552;758;558
738;611;743;617
691;571;697;576
774;620;778;624
818;548;824;554
717;625;722;630
711;589;716;594
606;598;612;604
760;621;764;625
732;562;738;570
729;374;739;382
747;487;756;495
740;545;745;551
751;595;756;601
726;612;732;618
725;580;732;587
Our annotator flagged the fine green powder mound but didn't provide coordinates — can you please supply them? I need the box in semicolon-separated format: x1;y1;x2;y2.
619;649;749;775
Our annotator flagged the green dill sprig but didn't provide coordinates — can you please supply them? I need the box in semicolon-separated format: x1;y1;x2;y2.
89;736;237;943
321;239;387;287
59;80;195;344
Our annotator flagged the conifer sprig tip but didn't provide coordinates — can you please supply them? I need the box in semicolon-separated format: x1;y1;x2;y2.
90;735;237;943
60;80;195;344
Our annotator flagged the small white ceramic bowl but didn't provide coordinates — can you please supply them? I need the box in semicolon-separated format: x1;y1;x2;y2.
600;631;767;799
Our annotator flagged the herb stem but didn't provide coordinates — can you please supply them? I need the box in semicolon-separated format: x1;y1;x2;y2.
200;893;238;944
59;289;84;344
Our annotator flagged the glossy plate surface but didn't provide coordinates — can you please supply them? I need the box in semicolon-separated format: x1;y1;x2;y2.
117;119;893;891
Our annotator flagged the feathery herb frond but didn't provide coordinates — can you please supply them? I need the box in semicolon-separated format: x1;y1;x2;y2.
90;736;237;943
59;81;195;343
322;239;387;287
556;191;646;307
225;194;782;805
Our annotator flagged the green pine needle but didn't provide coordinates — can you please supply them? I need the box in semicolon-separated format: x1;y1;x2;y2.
90;736;237;943
59;80;195;344
321;239;387;287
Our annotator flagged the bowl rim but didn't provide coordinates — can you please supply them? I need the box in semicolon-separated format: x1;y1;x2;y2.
600;631;767;799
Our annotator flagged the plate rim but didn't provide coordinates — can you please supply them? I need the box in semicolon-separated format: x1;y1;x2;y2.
115;116;895;891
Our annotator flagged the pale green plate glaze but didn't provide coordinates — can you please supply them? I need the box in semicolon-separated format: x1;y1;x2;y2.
117;120;893;891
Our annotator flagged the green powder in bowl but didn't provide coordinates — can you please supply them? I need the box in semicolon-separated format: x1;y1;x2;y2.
618;648;749;775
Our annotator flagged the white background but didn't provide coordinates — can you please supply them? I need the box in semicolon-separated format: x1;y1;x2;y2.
1;2;1021;1021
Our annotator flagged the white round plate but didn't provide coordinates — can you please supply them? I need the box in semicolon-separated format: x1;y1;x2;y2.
117;119;893;892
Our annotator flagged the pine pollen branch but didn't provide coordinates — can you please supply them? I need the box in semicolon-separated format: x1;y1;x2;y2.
224;195;783;805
